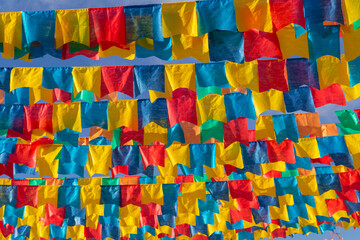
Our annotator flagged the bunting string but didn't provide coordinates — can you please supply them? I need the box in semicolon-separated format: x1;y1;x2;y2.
1;0;360;61
0;102;358;142
0;172;360;239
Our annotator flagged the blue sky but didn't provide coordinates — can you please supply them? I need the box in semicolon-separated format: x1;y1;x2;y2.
0;0;359;239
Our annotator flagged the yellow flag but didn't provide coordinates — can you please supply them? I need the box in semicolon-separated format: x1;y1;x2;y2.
38;186;58;207
87;145;112;177
254;229;271;239
119;204;140;219
172;34;209;62
175;213;196;226
234;0;273;32
182;182;206;201
0;12;22;50
276;24;309;59
294;137;320;159
269;204;289;221
144;122;168;145
166;143;190;167
225;61;259;92
80;185;101;208
342;83;360;101
148;62;182;101
161;63;196;100
196;95;226;124
252;89;285;116
141;184;164;205
343;0;360;26
297;175;319;196
342;25;360;61
255;115;275;140
261;162;286;174
208;213;228;235
216;142;243;169
10;67;43;92
178;196;199;215
53;102;82;133
205;164;226;178
55;9;90;48
30;87;53;106
66;225;85;239
72;67;101;98
344;134;360;154
36;144;62;178
158;157;178;178
251;177;276;197
162;2;198;38
317;55;350;89
108;100;138;131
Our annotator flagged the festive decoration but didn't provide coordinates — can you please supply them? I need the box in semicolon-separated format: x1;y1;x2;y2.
1;1;360;61
2;0;360;239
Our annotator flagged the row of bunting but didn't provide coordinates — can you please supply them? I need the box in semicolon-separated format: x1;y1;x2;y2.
2;0;360;61
2;132;360;178
0;99;358;138
3;56;360;98
0;172;360;239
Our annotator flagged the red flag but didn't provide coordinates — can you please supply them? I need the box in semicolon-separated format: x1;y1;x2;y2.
111;165;129;177
339;171;360;193
140;215;158;228
258;60;288;92
167;97;197;127
85;225;102;239
139;144;165;168
40;204;65;226
267;139;295;163
311;155;333;165
335;189;358;202
172;88;197;99
244;30;282;61
175;175;194;183
223;117;249;147
236;194;259;209
121;126;144;145
16;185;39;208
0;163;13;178
89;7;127;49
141;202;162;216
310;84;346;108
175;224;191;237
228;180;252;199
230;208;253;223
271;228;287;239
269;0;306;30
121;185;141;207
263;170;282;178
0;221;14;238
325;199;349;216
53;89;71;104
9;144;37;168
24;103;53;133
101;66;133;97
224;164;237;176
